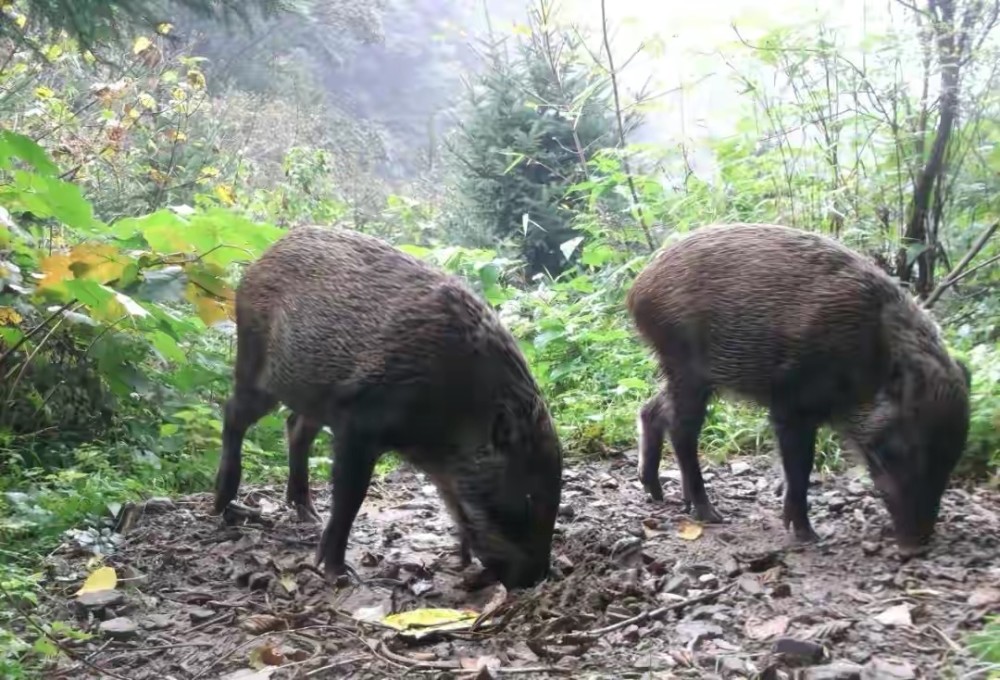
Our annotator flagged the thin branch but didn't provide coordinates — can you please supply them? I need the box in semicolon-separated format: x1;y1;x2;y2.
923;221;998;308
598;0;654;252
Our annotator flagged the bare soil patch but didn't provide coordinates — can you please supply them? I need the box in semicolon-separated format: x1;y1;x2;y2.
35;453;1000;679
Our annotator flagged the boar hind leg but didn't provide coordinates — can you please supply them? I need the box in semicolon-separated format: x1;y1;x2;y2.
214;387;278;514
316;431;379;581
285;412;322;524
665;378;723;524
772;415;820;543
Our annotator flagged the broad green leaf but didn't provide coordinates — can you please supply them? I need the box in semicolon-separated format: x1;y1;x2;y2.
151;330;186;364
0;130;58;176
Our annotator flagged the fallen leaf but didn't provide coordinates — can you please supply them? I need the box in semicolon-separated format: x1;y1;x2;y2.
240;615;285;635
381;607;479;639
352;603;390;623
745;614;790;640
75;566;117;597
677;520;703;541
278;574;297;594
874;603;913;627
248;643;284;669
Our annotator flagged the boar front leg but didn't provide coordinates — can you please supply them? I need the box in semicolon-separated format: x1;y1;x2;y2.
772;413;820;543
285;412;322;524
316;429;379;582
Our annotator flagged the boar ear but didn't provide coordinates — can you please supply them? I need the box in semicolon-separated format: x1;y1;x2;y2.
955;359;972;389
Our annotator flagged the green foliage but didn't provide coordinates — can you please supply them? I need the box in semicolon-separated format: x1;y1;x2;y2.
1;0;285;50
444;0;634;278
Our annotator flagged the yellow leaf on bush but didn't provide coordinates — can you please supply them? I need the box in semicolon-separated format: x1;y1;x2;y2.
75;566;117;597
215;184;236;206
0;307;22;326
187;69;206;89
381;608;479;632
156;22;174;35
38;253;74;289
34;86;55;100
68;243;129;284
138;92;156;110
15;14;26;29
677;520;703;541
186;283;233;327
132;36;152;55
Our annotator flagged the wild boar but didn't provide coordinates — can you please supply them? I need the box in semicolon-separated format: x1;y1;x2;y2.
212;225;563;588
626;223;970;556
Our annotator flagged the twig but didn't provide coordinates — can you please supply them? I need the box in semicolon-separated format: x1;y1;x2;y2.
377;641;461;669
305;655;369;676
0;581;129;680
540;583;734;644
598;0;655;252
923;221;998;308
0;299;77;369
190;623;356;679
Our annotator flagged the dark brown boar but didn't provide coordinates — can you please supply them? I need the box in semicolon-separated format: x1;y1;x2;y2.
626;223;971;556
212;225;563;588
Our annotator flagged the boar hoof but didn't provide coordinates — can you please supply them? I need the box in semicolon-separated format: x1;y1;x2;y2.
791;526;820;544
642;478;665;502
293;502;322;525
691;502;724;524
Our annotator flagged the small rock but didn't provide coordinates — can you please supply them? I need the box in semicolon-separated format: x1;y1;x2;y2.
558;504;575;520
601;477;619;489
731;461;752;476
622;624;640;643
141;614;172;630
676;620;723;645
556;554;575;572
720;655;748;674
99;617;139;640
189;607;216;624
861;658;916;680
660;469;683;482
873;604;912;627
698;573;719;587
800;661;864;680
770;583;792;598
77;590;126;610
663;574;690;593
861;541;881;556
143;497;176;513
826;495;847;512
722;555;742;577
968;586;1000;608
738;575;763;595
771;638;826;666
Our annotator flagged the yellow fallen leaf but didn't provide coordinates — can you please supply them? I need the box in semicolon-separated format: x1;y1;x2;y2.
132;36;152;55
677;520;703;541
0;307;22;326
381;608;479;631
75;566;117;597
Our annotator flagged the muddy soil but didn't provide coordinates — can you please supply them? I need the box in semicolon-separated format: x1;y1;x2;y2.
35;452;1000;679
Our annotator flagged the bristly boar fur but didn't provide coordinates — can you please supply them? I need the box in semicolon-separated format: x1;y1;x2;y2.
626;223;971;556
212;225;563;588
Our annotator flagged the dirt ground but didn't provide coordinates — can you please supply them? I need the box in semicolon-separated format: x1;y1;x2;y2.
35;451;1000;679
